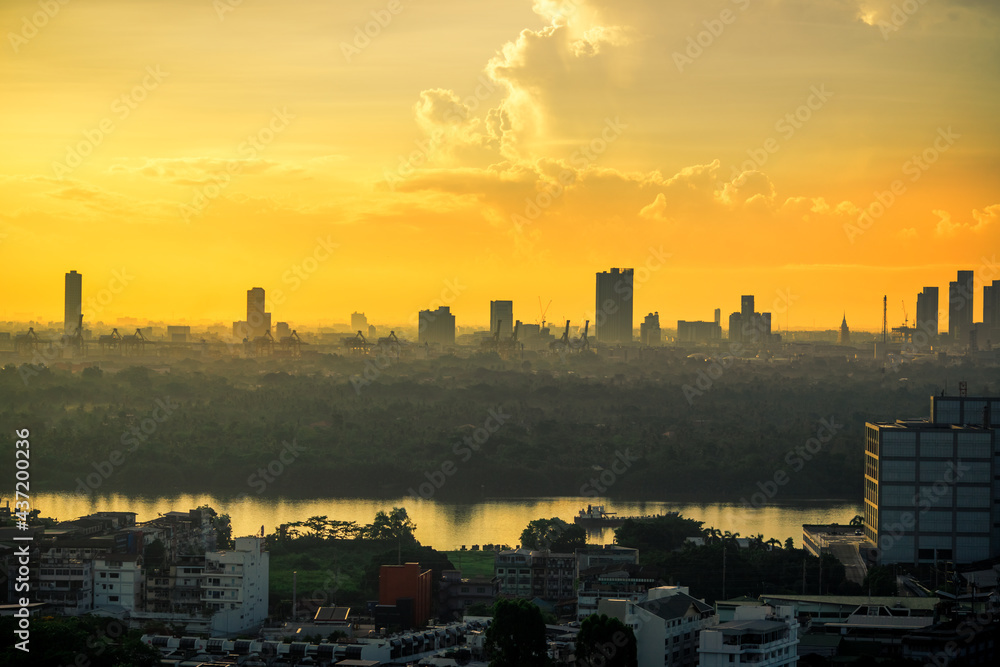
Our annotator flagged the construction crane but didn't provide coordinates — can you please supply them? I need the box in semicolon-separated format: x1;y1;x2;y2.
252;330;274;357
14;327;41;356
901;300;908;328
122;328;148;356
377;331;402;358
278;330;302;357
538;297;552;330
342;330;371;356
577;320;590;351
98;328;123;353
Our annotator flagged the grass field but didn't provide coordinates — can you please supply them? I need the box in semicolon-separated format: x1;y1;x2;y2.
444;550;496;578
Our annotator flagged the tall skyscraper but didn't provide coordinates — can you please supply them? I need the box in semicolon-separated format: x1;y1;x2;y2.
948;270;974;345
916;286;939;338
837;313;850;344
64;270;82;335
740;295;754;320
246;287;270;338
489;300;513;338
983;280;1000;347
595;268;634;344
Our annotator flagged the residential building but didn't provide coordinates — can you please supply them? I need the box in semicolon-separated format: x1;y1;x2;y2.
94;553;144;613
494;549;575;601
202;536;269;635
489;300;513;338
439;570;499;621
916;286;939;338
576;562;659;621
698;604;799;667
351;311;368;333
595;268;634;344
949;270;974;346
984;280;1000;348
600;585;716;667
640;312;661;346
418;306;456;347
677;317;722;343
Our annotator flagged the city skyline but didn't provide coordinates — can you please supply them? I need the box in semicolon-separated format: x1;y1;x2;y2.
0;1;997;331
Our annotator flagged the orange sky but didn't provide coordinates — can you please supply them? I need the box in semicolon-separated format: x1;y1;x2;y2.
1;0;998;332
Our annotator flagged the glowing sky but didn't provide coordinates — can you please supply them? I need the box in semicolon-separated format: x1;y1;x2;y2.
1;0;998;331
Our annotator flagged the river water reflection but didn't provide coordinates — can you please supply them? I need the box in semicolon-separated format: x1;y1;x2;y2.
32;493;861;549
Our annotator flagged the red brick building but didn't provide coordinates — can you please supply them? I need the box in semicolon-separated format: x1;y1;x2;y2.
378;562;432;628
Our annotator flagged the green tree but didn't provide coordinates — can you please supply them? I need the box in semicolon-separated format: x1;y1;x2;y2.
576;614;637;667
520;517;586;551
484;598;548;667
615;514;704;553
366;507;417;543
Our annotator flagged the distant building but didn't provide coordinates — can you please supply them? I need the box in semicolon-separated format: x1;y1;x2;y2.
595;268;634;344
698;604;799;667
863;409;995;565
489;300;513;338
417;306;455;346
378;563;432;629
351;311;368;333
275;321;291;340
438;570;499;621
202;537;269;635
232;321;250;340
916;286;939;338
495;549;575;601
677;315;722;343
984;280;1000;348
94;553;144;613
167;325;191;343
601;586;716;667
837;314;850;344
728;295;771;345
65;270;82;335
368;324;377;340
246;287;271;338
640;312;661;346
948;270;974;346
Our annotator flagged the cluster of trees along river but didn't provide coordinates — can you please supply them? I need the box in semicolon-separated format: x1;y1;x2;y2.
1;350;994;501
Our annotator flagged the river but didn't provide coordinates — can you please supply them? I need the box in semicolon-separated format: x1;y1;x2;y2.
31;493;860;550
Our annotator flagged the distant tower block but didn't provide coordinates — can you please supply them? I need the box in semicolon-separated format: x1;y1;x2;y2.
65;270;82;335
351;311;368;332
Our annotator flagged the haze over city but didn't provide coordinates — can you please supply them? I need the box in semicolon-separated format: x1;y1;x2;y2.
3;1;1000;665
2;0;998;330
